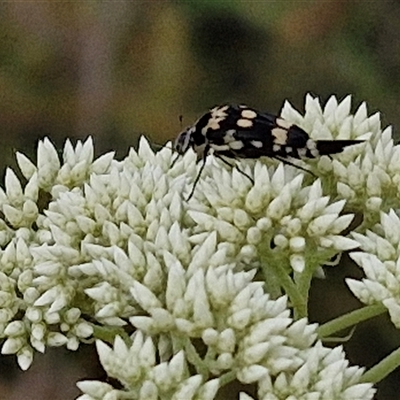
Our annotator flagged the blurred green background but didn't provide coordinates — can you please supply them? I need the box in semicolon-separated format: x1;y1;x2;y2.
1;1;400;399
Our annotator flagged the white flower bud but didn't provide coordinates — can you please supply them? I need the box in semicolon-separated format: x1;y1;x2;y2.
217;329;236;353
4;320;25;336
307;214;338;237
96;303;120;319
324;235;361;251
168;350;185;381
366;172;381;196
267;189;291;220
77;381;114;398
216;353;233;370
3;205;23;227
76;216;97;234
233;209;252;228
215;220;242;242
289;237;306;252
5;168;23;203
47;332;68;347
171;375;202;399
66;337;78;351
131;281;162;311
247;227;262;245
330;214;354;234
2;337;24;354
34;261;62;276
239;393;254;400
228;309;252;330
138;381;158;400
91;152;114;174
365;196;383;212
130;316;155;333
44;312;60;324
290;254;305;273
256;217;272;231
273;234;288;249
237;365;268;383
16;152;37;179
187;232;217;274
31;323;46;340
383;298;400;328
197;378;220;400
17;347;33;371
34;286;58;307
243;342;270;364
245;186;267;213
75;322;94;338
239;245;257;260
202;328;219;346
175;318;195;334
25;307;42;323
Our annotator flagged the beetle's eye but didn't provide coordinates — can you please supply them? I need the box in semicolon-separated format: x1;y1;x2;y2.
174;129;192;154
173;133;184;153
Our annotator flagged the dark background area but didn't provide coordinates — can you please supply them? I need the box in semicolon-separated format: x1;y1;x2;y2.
0;2;399;399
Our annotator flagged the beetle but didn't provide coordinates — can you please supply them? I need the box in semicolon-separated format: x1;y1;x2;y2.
174;104;363;200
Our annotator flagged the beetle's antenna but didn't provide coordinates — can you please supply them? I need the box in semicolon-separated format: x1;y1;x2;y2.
170;113;186;167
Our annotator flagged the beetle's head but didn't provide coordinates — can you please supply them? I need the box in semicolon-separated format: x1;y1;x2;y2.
173;126;195;155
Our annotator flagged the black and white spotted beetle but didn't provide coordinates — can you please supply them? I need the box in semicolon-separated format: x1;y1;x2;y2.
174;104;363;200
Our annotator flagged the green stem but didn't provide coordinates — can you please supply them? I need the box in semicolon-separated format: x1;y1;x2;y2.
294;265;313;317
184;338;210;379
361;346;400;384
92;324;130;344
262;262;282;298
259;251;307;318
318;304;386;338
218;370;237;386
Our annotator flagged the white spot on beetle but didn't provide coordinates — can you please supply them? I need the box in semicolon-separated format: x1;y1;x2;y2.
210;143;230;152
298;148;307;157
276;118;293;130
224;129;236;142
273;144;281;152
310;149;320;157
210;105;229;118
241;109;257;119
306;139;317;150
205;105;229;132
229;140;245;150
250;140;263;148
237;119;253;128
202;123;219;135
272;127;288;145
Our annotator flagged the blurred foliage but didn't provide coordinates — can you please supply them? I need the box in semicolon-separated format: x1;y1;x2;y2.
1;1;400;163
1;1;400;399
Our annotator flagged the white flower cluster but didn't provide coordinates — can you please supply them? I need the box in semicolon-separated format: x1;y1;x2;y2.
0;95;379;398
239;342;373;400
348;210;400;328
188;164;357;274
0;138;112;369
77;332;220;400
78;333;374;400
283;95;399;223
